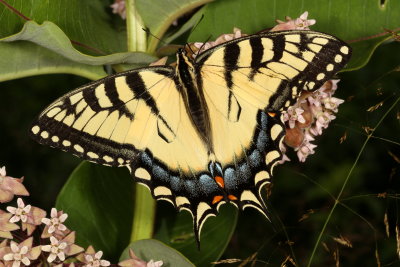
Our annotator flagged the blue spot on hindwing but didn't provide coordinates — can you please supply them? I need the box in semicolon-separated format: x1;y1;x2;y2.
249;149;263;168
170;176;182;192
199;174;219;194
224;167;237;191
140;151;153;167
256;130;268;150
152;165;169;183
184;180;199;198
238;163;251;182
260;112;268;129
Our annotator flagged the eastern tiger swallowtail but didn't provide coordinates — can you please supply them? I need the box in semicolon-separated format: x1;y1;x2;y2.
30;30;351;245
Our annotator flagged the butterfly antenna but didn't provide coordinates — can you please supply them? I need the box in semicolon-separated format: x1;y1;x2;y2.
181;14;206;57
196;35;212;54
185;42;195;55
143;27;166;46
188;14;205;36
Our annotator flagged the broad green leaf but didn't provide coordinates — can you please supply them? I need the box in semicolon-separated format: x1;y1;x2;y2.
120;239;194;267
161;7;206;46
188;0;400;70
154;203;238;266
56;162;134;262
0;21;157;67
136;0;214;53
189;0;400;41
0;0;127;54
345;36;396;71
0;42;106;82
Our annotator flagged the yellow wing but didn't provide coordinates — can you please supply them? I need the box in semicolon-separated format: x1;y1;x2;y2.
195;30;351;213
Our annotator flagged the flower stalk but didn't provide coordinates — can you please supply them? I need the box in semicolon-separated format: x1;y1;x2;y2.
125;0;147;52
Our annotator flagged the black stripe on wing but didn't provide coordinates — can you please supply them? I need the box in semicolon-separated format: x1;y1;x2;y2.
224;42;240;89
30;116;138;167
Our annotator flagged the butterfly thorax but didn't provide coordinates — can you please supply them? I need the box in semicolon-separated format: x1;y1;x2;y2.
176;49;212;149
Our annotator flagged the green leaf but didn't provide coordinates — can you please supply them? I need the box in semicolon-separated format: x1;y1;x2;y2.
345;36;396;71
0;0;127;54
0;21;157;66
136;0;214;53
56;162;134;262
161;7;206;46
120;239;194;267
154;203;238;266
0;42;106;82
188;0;400;71
0;20;157;82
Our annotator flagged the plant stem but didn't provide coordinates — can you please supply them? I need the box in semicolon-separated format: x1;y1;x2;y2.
125;0;147;52
130;184;156;242
125;0;155;243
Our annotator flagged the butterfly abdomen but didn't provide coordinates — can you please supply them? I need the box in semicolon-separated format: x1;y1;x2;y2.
176;50;212;146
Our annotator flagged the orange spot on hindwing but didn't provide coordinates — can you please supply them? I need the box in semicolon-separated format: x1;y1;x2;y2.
228;195;238;201
212;195;224;204
214;176;225;188
268;112;276;117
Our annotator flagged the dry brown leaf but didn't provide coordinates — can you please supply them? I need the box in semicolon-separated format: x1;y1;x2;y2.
377;192;387;198
322;242;330;252
332;235;353;248
375;247;381;267
238;252;257;267
212;259;242;264
367;101;384;112
384;212;390;237
339;131;347;144
285;240;295;246
396;225;400;259
333;247;340;267
298;209;314;222
384;28;400;41
280;255;296;267
362;126;374;134
388;151;400;164
213;253;258;266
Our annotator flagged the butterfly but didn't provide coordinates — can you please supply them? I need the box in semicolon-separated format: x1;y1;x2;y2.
30;30;351;245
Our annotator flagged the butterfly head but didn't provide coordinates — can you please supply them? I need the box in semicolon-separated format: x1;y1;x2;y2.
176;48;196;83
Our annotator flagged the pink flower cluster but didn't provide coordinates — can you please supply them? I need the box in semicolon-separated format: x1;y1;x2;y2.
110;0;126;19
0;167;162;266
282;80;344;162
272;11;316;31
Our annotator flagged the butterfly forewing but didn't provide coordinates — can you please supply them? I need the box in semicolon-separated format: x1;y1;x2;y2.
197;30;351;110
